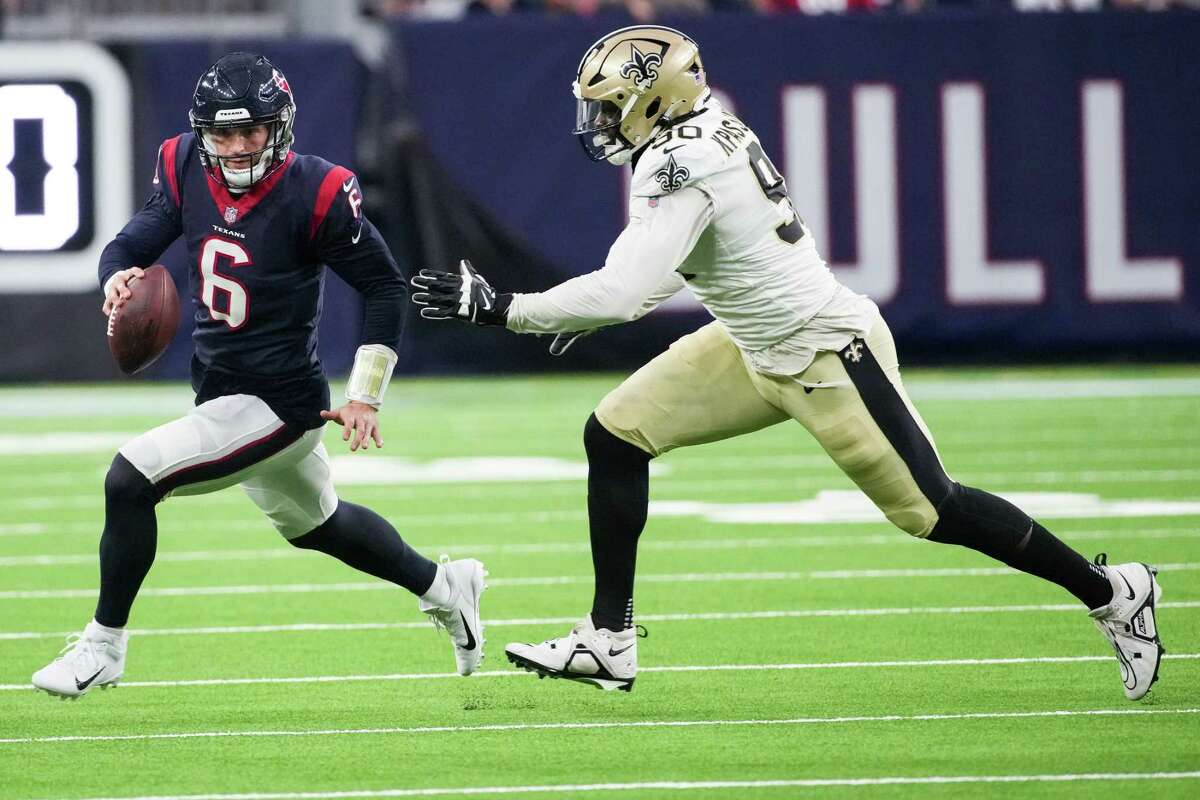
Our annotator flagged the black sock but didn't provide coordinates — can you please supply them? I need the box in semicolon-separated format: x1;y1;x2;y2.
929;483;1112;609
94;454;159;628
584;413;652;632
290;501;437;596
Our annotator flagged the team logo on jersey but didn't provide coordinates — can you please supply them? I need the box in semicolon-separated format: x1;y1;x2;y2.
224;206;239;225
654;155;690;193
843;341;864;363
619;44;663;92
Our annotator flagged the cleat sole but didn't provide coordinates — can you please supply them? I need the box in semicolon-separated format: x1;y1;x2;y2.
505;650;634;692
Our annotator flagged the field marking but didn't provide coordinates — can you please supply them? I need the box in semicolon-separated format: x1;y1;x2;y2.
42;771;1200;798
3;601;1198;642
1;654;1197;693
6;563;1199;601
8;525;1198;565
47;773;1200;799
7;470;1200;513
4;707;1198;747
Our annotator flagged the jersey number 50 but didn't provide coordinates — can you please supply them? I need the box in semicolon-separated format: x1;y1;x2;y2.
199;237;251;330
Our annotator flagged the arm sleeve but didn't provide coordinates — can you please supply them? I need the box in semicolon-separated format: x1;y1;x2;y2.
315;175;408;354
505;186;713;335
98;142;183;290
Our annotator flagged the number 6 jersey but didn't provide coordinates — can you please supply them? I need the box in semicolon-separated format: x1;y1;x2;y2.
98;132;406;428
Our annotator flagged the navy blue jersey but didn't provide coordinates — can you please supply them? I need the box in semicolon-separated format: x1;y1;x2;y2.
100;133;406;428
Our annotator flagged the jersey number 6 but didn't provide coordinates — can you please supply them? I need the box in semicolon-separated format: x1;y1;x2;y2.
199;236;251;330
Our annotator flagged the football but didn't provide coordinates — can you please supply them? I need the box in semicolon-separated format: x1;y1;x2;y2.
106;265;181;375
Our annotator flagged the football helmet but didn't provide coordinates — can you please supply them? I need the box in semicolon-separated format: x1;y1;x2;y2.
573;25;707;165
189;52;296;190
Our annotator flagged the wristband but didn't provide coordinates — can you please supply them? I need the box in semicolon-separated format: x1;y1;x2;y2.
345;344;398;408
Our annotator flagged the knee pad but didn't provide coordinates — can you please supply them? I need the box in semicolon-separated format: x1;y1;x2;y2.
105;453;158;506
584;413;652;468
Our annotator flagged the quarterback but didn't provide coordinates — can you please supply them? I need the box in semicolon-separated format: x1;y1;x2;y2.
32;53;485;698
411;27;1163;697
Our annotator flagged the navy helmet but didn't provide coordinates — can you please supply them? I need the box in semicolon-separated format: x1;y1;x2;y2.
189;52;296;190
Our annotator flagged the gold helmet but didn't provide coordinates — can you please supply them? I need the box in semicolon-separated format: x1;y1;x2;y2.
572;25;707;165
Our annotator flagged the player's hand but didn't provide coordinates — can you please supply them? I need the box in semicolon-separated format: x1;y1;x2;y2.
411;259;511;326
549;330;594;356
101;267;146;316
320;401;382;452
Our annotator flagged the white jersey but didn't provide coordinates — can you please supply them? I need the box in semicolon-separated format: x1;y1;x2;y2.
506;96;876;376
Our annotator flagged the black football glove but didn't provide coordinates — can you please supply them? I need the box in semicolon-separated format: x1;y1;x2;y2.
411;259;511;326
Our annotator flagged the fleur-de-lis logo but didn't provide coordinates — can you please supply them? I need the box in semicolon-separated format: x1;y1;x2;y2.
654;154;690;193
619;43;663;92
843;341;864;363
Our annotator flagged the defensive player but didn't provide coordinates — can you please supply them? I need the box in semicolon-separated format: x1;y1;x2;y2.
411;26;1164;697
32;53;485;698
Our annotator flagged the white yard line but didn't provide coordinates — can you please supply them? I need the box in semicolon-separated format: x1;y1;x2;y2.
51;772;1200;799
45;771;1200;799
2;707;1197;747
3;601;1196;642
1;654;1196;693
5;526;1198;565
5;563;1199;600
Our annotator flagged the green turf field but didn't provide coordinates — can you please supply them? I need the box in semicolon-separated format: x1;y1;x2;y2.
1;367;1197;799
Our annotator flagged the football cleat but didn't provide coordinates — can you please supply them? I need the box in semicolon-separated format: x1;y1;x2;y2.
419;557;487;676
32;621;127;699
1088;554;1165;701
505;615;640;692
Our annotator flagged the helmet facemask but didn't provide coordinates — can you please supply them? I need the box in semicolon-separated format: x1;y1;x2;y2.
192;107;295;191
572;91;639;165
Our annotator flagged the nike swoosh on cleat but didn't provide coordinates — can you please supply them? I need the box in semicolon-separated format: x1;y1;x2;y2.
608;644;634;657
1118;572;1136;601
75;668;103;692
459;611;477;651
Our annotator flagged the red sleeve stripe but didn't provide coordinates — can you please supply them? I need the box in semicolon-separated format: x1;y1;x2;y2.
161;135;182;208
310;166;354;240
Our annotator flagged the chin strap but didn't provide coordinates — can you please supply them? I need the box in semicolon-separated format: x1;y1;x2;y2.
345;344;398;408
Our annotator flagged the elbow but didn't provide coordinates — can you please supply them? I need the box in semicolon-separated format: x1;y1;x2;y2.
606;301;643;326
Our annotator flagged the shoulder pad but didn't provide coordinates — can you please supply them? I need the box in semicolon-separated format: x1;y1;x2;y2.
631;133;724;198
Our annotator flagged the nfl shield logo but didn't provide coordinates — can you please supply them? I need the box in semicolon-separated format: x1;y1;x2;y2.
224;206;238;225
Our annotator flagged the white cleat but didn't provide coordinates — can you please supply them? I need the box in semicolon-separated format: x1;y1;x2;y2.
32;621;127;699
420;557;487;676
505;615;639;692
1089;554;1165;701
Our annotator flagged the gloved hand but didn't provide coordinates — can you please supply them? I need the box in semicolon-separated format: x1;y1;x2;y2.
411;259;511;326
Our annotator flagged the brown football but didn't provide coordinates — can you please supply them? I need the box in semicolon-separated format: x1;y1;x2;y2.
106;265;181;376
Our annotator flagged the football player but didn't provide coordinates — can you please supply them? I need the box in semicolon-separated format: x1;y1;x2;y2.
411;26;1164;698
32;53;485;699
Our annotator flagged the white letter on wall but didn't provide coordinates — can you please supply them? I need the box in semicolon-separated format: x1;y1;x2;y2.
1082;81;1182;302
942;84;1044;304
783;85;899;303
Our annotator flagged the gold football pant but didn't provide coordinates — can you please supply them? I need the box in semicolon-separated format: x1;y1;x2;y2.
594;313;952;538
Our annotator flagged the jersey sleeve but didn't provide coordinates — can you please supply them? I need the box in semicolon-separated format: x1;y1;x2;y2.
98;136;185;291
311;167;408;354
505;186;713;335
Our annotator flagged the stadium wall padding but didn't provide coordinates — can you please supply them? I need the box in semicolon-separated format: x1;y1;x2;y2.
389;11;1200;371
2;12;1198;382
